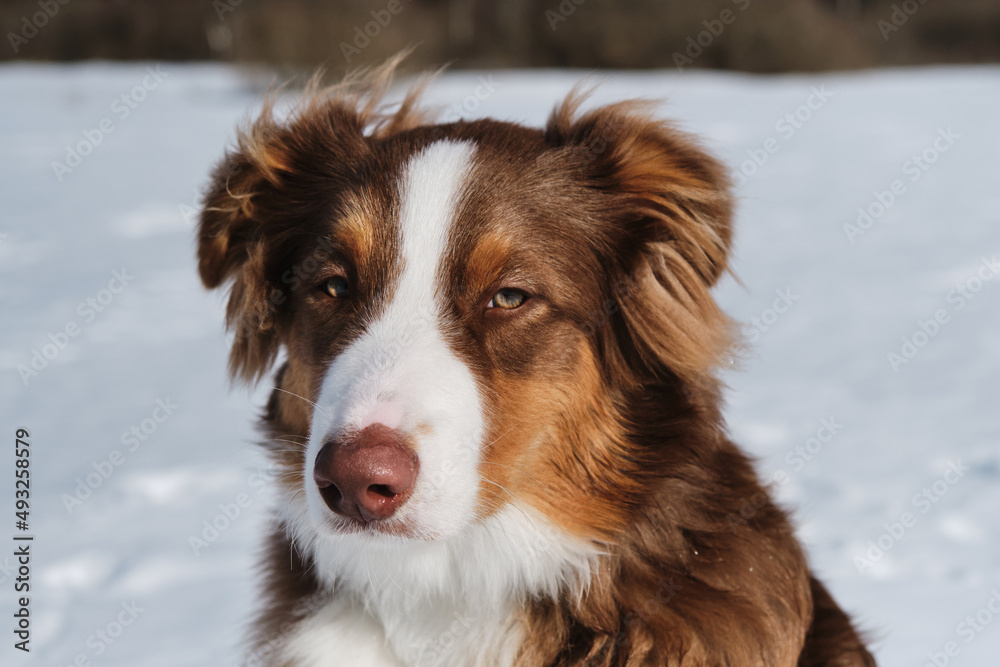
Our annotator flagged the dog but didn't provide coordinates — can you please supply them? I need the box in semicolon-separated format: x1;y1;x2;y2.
196;60;876;666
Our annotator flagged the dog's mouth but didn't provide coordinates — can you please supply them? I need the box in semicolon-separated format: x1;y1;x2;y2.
320;512;421;540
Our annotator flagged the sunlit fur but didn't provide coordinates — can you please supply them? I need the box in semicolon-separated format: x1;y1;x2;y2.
198;57;876;666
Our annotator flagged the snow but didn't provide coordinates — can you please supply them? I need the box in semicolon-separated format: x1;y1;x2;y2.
1;62;998;666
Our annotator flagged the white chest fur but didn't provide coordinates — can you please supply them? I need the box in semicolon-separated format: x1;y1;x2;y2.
277;502;600;666
281;594;522;667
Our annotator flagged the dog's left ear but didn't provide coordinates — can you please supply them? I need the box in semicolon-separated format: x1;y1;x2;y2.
546;93;736;382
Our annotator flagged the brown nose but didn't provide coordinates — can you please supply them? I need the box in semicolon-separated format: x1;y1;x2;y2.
313;424;418;523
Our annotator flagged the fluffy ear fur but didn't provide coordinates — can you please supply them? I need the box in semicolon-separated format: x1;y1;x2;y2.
197;56;433;383
546;92;737;384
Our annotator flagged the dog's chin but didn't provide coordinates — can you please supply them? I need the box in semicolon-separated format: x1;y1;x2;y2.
306;502;459;544
324;516;421;541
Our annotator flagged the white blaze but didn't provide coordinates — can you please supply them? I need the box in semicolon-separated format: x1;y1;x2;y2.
282;140;601;667
305;140;483;540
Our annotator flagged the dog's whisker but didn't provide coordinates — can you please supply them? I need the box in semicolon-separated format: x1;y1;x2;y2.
372;549;418;600
270;387;330;418
271;433;309;443
479;420;523;453
479;478;518;502
196;62;873;664
271;437;309;450
477;460;549;487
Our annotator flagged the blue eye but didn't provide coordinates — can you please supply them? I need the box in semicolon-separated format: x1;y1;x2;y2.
323;276;350;298
487;288;527;310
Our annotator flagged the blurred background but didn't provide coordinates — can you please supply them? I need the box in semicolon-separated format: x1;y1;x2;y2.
3;2;999;667
4;0;1000;72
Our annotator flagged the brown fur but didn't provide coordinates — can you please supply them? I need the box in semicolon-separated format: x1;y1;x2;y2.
197;59;876;666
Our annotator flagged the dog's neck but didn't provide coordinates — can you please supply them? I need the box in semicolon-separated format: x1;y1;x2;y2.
251;371;729;666
251;503;600;667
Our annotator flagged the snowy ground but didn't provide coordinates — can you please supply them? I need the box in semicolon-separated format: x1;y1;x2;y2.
1;62;998;666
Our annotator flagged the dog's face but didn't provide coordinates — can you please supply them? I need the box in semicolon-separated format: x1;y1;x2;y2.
198;79;734;549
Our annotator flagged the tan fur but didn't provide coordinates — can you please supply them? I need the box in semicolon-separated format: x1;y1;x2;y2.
197;58;876;667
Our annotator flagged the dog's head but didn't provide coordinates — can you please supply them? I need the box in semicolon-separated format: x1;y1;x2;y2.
197;65;734;551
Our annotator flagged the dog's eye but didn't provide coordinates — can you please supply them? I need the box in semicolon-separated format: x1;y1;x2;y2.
323;276;350;299
487;288;527;310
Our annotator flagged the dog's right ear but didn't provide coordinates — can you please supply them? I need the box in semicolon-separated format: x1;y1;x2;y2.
197;143;269;291
198;91;382;383
196;111;299;384
197;57;434;384
198;70;398;382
